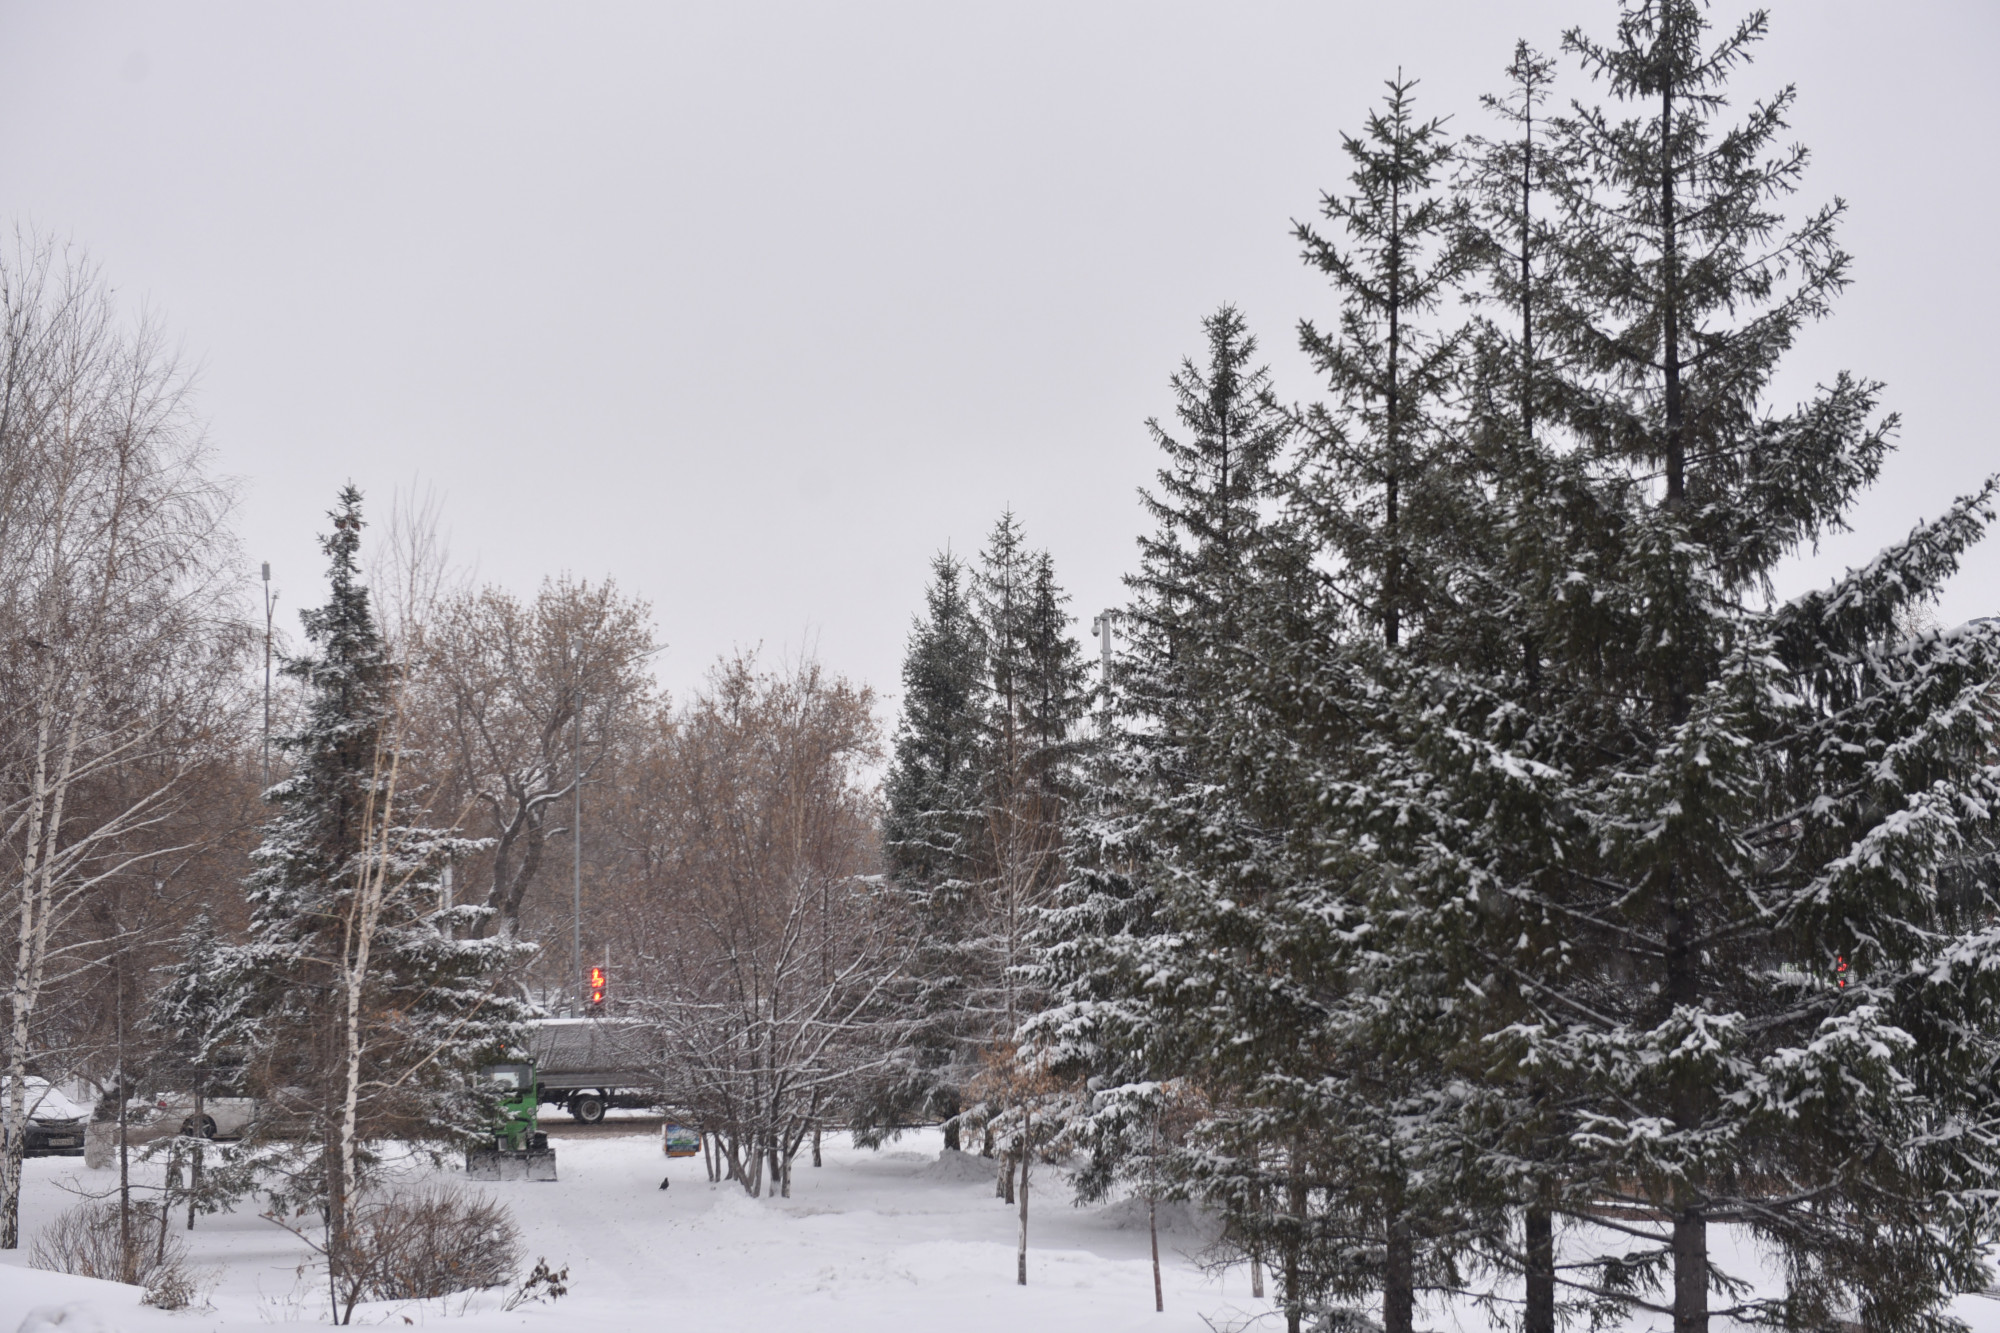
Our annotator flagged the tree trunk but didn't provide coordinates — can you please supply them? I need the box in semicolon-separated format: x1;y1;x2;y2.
1659;73;1684;508
156;1145;176;1267
1;675;75;1251
1284;1153;1306;1333
1149;1190;1163;1312
334;749;395;1310
1673;1209;1707;1333
1016;1105;1030;1286
1383;1217;1414;1333
1149;1116;1163;1313
118;970;134;1285
188;1140;202;1230
1250;1167;1266;1299
1525;1205;1554;1333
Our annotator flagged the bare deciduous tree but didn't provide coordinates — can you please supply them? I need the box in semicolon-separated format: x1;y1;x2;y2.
0;238;247;1249
411;577;654;947
624;653;904;1197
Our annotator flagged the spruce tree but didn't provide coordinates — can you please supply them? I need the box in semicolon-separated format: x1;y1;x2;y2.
1282;79;1504;1333
967;514;1088;1195
147;912;249;1227
1036;13;2000;1333
1017;550;1089;809
1028;307;1336;1319
228;486;524;1252
870;526;1088;1156
873;551;988;1146
1030;307;1291;1099
972;512;1078;1042
1413;4;2000;1329
1295;75;1472;652
884;551;986;900
1455;39;1571;1333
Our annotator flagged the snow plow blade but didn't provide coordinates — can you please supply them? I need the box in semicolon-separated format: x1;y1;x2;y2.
465;1147;557;1182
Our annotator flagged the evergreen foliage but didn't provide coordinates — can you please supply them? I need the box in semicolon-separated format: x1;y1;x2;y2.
871;519;1088;1150
1419;4;2000;1327
883;551;986;903
873;551;988;1143
148;911;243;1104
1033;8;2000;1333
973;514;1089;1039
1296;75;1473;652
226;486;525;1220
145;912;260;1227
1029;307;1352;1318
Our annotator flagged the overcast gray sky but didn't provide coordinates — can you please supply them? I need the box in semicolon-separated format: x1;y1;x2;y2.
1;0;1993;710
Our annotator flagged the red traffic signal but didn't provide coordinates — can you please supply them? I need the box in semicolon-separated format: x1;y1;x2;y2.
588;966;607;1008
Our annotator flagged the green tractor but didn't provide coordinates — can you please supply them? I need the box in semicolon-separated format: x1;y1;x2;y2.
465;1061;557;1181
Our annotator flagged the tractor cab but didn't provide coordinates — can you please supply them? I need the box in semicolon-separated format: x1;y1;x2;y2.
466;1060;557;1181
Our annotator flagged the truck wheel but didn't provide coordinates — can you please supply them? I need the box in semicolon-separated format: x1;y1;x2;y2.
572;1094;606;1125
180;1114;217;1139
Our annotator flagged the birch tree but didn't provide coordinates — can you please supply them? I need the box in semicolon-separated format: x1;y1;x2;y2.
0;240;247;1249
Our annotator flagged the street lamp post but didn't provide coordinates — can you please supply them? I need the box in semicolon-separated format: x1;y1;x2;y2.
261;563;275;792
572;684;583;1016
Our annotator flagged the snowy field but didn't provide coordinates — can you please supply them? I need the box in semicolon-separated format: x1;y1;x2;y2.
2;1127;1258;1333
4;1128;1999;1333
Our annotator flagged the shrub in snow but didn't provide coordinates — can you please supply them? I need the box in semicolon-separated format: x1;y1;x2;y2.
349;1182;523;1301
28;1200;208;1309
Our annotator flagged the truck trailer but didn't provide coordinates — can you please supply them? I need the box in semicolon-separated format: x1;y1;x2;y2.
525;1018;655;1124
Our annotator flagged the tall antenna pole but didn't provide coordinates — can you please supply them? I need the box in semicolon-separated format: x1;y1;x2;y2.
572;682;584;1017
1090;610;1119;727
261;563;274;792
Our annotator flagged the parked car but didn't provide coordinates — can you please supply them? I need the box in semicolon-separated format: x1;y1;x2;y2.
135;1091;257;1140
2;1078;87;1157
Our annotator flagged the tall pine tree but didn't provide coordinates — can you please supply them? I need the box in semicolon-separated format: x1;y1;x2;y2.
1405;4;2000;1329
228;487;524;1259
874;551;988;1146
1296;75;1472;653
1029;308;1359;1323
872;524;1088;1156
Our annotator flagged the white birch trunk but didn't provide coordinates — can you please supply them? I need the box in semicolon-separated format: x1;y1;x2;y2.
333;731;404;1278
2;664;86;1249
1016;1103;1030;1286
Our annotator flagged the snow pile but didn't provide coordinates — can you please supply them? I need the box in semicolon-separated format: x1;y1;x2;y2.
0;1267;172;1333
1094;1196;1220;1243
918;1148;1005;1184
16;1305;119;1333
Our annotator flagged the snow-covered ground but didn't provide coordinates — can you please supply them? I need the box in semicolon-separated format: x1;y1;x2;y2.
4;1130;1999;1333
2;1127;1260;1332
